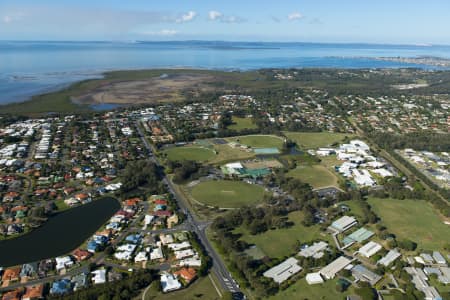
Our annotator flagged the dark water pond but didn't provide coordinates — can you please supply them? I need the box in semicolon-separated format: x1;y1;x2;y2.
0;197;120;267
89;103;123;111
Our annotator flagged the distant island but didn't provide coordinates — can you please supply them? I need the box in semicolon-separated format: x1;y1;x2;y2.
371;56;450;67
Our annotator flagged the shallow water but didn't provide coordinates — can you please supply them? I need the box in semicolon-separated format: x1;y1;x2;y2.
1;41;449;104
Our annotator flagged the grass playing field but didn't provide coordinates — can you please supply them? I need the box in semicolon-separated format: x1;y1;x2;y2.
236;211;331;258
164;146;216;162
228;117;258;131
287;164;338;189
227;134;285;149
368;197;450;251
208;144;255;165
283;131;353;149
191;180;265;208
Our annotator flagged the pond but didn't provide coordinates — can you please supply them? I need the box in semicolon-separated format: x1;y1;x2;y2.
0;197;120;267
89;103;123;111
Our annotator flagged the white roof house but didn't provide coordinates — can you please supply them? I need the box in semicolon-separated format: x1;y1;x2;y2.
299;241;328;258
91;269;107;285
421;253;435;264
433;251;447;265
178;256;202;267
114;251;133;261
225;162;244;170
174;249;195;260
55;256;74;271
263;257;302;284
305;272;324;285
377;249;401;267
160;273;182;293
358;241;382;258
350;140;370;151
371;168;393;178
134;251;148;263
329;216;357;233
168;241;191;251
319;256;352;280
352;168;376;187
439;267;450;284
116;244;136;253
150;247;164;260
160;234;174;245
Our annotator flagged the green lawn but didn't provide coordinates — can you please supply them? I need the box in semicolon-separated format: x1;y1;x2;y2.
287;164;338;189
368;198;450;251
144;275;222;300
191;180;265;208
268;277;354;300
338;200;366;220
237;211;330;258
209;144;255;165
283;132;353;149
227;135;285;149
164;146;216;162
54;199;69;211
228;117;258;131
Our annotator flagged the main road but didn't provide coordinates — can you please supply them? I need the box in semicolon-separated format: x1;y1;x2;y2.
135;121;244;299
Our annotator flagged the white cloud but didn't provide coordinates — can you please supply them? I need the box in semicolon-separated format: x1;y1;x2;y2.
288;12;304;21
208;10;222;21
207;10;245;23
176;11;196;23
140;29;178;36
2;12;25;24
159;29;178;36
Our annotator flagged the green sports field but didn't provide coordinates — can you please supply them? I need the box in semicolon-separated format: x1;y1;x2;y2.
287;164;338;189
368;197;450;251
191;180;265;208
164;146;216;162
228;117;258;131
227;135;285;149
283;131;353;149
208;144;255;165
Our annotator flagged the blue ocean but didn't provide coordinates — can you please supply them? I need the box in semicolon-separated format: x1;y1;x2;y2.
1;41;450;104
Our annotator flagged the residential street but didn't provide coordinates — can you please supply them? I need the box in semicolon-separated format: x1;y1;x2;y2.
135;121;244;299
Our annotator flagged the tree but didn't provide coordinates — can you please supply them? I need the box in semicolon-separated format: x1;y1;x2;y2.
398;239;417;251
355;286;377;300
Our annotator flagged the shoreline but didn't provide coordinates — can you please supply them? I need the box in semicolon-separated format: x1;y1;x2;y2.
3;52;450;107
0;63;448;116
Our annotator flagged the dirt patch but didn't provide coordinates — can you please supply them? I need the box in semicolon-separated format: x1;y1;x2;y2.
243;159;283;169
72;73;216;105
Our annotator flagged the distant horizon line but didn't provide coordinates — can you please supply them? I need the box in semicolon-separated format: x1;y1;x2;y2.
0;39;447;47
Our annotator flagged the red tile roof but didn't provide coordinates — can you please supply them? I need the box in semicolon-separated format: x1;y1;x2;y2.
174;268;197;283
152;210;172;217
22;285;44;299
1;289;22;300
124;198;140;206
2;267;21;282
72;248;92;261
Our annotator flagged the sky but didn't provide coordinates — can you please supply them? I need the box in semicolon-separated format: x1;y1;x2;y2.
1;0;450;44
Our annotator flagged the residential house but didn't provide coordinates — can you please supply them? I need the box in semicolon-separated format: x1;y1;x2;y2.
174;268;197;285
